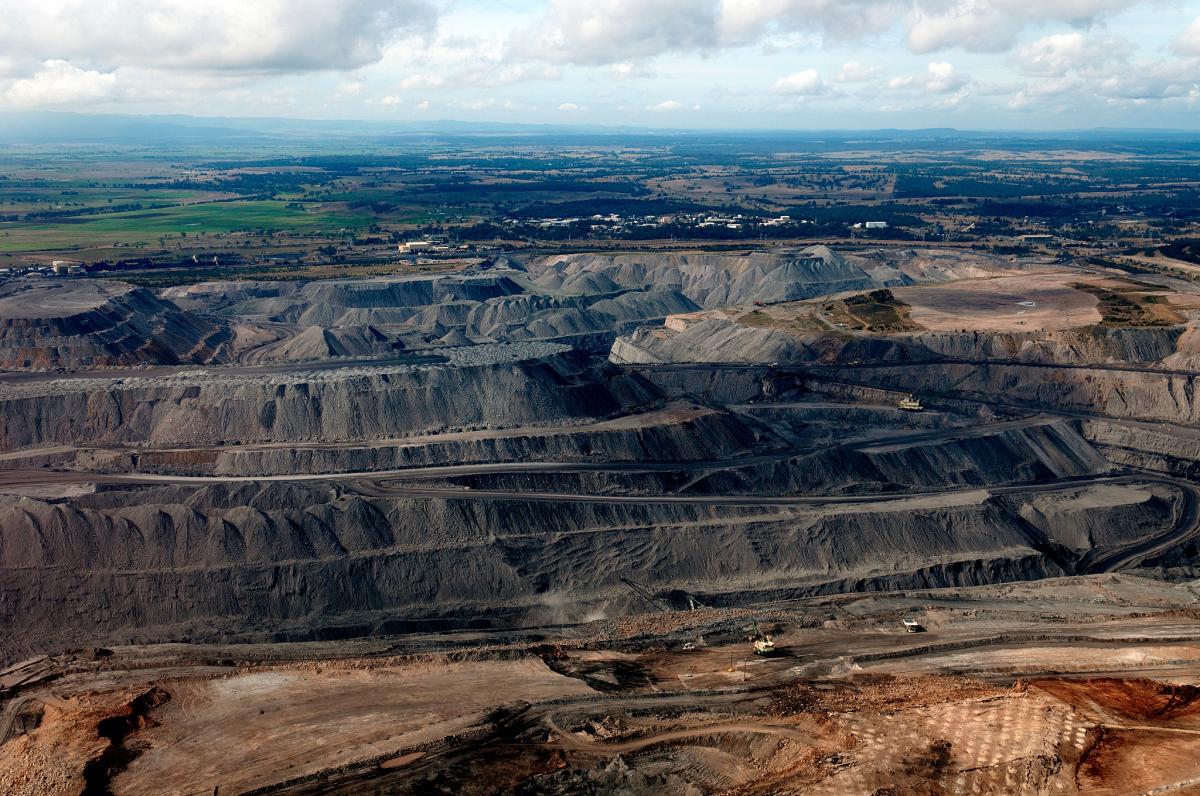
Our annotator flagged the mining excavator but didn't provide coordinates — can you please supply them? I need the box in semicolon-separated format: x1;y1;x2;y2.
750;622;776;656
621;578;708;612
898;395;923;412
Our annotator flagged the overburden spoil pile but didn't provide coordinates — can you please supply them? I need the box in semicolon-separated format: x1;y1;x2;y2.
0;279;229;370
526;249;907;308
0;348;650;450
0;479;1171;658
1;249;1196;659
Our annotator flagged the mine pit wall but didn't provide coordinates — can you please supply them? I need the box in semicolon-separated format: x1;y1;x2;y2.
906;327;1184;366
0;354;657;452
208;410;757;476
527;330;622;355
1081;419;1200;479
18;408;758;478
0;482;1172;662
523;251;898;308
819;363;1200;425
800;370;1200;480
690;418;1108;496
737;403;961;433
1005;487;1177;553
635;368;806;405
699;553;1065;606
426;469;693;496
801;379;998;419
613;320;1192;374
0;285;229;370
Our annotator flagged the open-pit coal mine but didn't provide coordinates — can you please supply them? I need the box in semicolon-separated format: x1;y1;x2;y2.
9;247;1200;794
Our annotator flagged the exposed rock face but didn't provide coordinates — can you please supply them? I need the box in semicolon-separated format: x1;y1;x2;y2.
247;325;407;363
824;362;1200;425
208;406;755;476
613;318;1192;370
161;280;301;313
171;269;702;362
0;279;229;370
909;327;1184;366
612;316;1200;427
156;251;1050;370
50;404;758;477
629;366;806;404
0;480;1164;659
448;290;694;342
291;276;526;327
0;349;655;450
1;250;1192;661
690;418;1110;496
611;320;810;364
1012;484;1175;552
527;249;906;308
1081;419;1200;479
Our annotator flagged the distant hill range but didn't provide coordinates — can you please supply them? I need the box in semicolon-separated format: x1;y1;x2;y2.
1;110;1197;148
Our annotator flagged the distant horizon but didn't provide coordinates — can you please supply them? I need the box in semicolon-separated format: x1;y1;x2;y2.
3;109;1200;138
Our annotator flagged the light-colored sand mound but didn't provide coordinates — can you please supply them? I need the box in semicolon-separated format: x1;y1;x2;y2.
894;273;1103;332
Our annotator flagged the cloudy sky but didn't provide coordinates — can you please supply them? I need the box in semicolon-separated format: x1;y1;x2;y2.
2;0;1198;128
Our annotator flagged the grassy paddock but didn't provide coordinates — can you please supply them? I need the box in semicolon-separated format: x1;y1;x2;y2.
0;200;371;253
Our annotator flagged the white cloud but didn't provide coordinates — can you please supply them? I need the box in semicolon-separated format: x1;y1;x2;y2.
718;0;904;44
448;98;497;111
490;64;560;86
5;60;116;106
1175;16;1200;56
611;62;656;80
0;0;437;74
923;61;964;93
1014;32;1129;76
517;0;907;65
1015;32;1089;75
517;0;1150;68
558;102;583;111
1005;49;1199;112
517;0;719;65
387;60;557;93
1007;75;1080;109
907;4;1017;54
835;61;881;83
907;0;1139;54
1095;60;1199;100
772;68;826;95
398;74;445;91
0;0;1187;124
888;61;967;94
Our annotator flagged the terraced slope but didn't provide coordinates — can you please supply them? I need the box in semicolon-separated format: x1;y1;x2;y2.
0;279;229;370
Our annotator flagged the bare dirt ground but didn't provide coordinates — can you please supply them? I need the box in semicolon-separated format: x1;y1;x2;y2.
0;693;111;796
114;659;592;795
895;271;1104;332
719;266;1194;338
7;575;1200;794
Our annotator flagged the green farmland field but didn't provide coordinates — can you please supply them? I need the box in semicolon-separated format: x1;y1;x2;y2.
0;200;372;253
